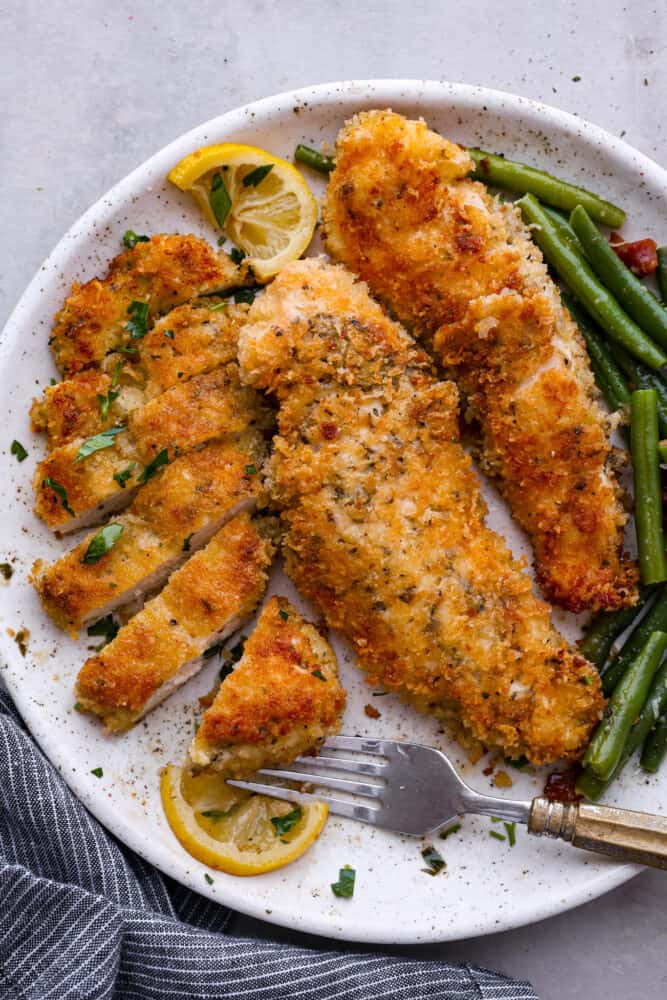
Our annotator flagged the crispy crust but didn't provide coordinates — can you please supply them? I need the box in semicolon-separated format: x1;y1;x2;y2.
190;596;346;777
31;436;266;636
75;514;275;731
238;258;604;765
51;234;243;376
323;109;637;612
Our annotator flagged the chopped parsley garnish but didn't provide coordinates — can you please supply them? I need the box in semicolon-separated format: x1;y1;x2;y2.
116;345;139;355
243;164;274;188
311;669;327;681
278;609;289;621
229;638;246;662
245;464;257;475
504;822;517;847
208;301;226;312
505;755;528;769
82;523;124;564
421;845;446;875
90;767;104;778
209;173;232;227
122;230;149;249
331;865;355;898
203;642;223;659
234;288;256;306
97;390;119;421
126;300;150;339
87;614;119;645
182;533;194;552
271;806;302;837
10;440;28;462
219;661;235;682
50;377;57;386
489;830;506;842
163;329;175;339
74;425;126;463
217;236;226;247
0;563;14;581
113;464;135;488
137;448;169;484
229;247;246;265
439;823;461;840
42;477;75;516
201;808;233;819
204;873;214;885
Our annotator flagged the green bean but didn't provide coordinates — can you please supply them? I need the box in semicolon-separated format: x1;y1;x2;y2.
611;344;667;437
583;630;667;780
469;149;625;227
518;195;667;370
562;294;630;411
631;390;667;585
657;247;667;304
570;206;667;351
542;207;587;258
660;440;667;465
600;587;667;695
294;145;335;174
579;588;653;669
576;767;606;801
640;712;667;772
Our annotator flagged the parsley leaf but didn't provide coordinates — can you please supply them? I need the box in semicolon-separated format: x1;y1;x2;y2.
74;425;126;463
311;669;327;681
87;614;119;645
137;448;169;484
270;806;302;837
126;300;150;339
42;477;75;516
439;823;461;840
116;345;139;356
209;173;232;227
219;660;234;682
504;821;517;847
421;845;446;875
203;642;223;660
182;533;194;552
111;362;123;388
278;609;289;621
243;164;273;188
245;464;257;475
234;288;256;306
113;464;135;488
208;301;226;312
97;390;119;421
331;865;355;898
122;230;149;249
10;440;28;462
83;523;124;564
229;247;246;265
90;767;104;778
204;873;214;885
164;329;175;339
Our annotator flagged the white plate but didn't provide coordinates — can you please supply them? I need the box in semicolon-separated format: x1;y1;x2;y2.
1;80;664;945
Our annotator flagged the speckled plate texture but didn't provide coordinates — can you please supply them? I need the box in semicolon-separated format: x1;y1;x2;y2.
1;80;664;944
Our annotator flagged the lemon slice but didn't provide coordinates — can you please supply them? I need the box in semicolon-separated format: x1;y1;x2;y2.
168;144;317;280
160;765;327;876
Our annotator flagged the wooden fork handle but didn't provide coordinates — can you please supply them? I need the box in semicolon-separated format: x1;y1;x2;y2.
528;797;667;869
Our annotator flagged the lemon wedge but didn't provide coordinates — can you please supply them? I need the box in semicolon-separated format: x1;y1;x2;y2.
160;765;327;876
168;143;317;280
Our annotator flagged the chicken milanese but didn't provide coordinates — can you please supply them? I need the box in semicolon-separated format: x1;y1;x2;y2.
323;109;637;613
238;258;603;765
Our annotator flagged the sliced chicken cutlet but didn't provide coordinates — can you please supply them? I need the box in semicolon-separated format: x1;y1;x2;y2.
75;514;276;731
323;110;637;613
51;234;245;376
34;364;272;533
31;435;266;637
238;258;603;765
31;302;245;449
189;596;345;778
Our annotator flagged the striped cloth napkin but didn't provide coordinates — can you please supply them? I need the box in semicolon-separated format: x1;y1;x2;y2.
0;690;538;999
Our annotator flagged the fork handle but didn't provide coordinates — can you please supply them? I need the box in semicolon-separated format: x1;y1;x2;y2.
528;797;667;869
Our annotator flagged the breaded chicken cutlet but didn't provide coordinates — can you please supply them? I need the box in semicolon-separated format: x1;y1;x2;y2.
323;110;637;613
76;514;276;731
51;234;246;376
189;596;345;778
238;258;603;765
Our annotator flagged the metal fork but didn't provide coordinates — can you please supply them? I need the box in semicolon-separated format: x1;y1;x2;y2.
229;735;667;869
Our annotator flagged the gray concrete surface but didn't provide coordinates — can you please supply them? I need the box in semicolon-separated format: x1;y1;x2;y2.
1;1;666;996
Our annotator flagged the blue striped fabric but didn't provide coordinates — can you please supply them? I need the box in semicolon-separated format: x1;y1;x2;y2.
0;691;538;999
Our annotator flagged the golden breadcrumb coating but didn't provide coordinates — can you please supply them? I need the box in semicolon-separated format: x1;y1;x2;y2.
323;109;637;613
51;234;244;376
238;258;603;764
31;302;245;449
190;596;345;777
31;436;266;637
75;514;275;731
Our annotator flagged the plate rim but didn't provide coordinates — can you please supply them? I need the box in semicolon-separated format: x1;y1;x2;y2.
2;77;656;944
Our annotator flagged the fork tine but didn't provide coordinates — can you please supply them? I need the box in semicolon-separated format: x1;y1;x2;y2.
256;767;384;798
295;754;387;776
226;778;381;824
322;735;390;755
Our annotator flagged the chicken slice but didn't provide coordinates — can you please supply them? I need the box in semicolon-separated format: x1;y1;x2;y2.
34;364;272;533
31;435;266;637
31;302;244;450
238;258;603;765
51;234;245;376
323;109;637;613
75;514;276;731
189;596;345;778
